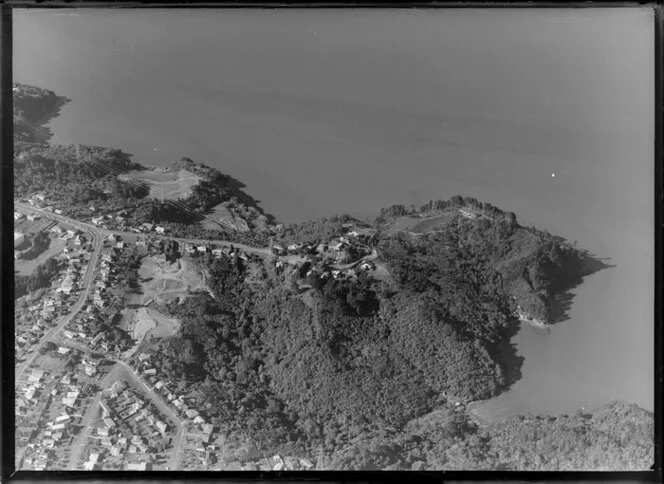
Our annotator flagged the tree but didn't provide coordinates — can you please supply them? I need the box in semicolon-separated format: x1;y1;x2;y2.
39;341;57;354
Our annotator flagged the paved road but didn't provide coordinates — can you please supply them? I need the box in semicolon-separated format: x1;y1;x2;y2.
14;204;255;469
16;203;382;469
66;390;104;469
60;359;186;470
15;221;103;379
113;361;185;470
16;203;272;258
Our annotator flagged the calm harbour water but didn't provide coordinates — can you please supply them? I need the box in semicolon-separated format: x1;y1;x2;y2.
14;8;654;415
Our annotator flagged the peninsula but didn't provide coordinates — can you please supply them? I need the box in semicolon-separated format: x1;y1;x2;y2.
12;83;653;471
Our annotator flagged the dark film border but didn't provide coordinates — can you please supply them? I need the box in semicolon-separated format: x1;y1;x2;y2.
1;2;661;484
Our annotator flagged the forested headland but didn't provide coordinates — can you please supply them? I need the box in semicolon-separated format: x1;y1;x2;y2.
13;83;70;143
13;83;652;470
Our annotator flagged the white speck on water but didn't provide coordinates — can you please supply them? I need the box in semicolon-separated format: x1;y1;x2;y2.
551;173;556;178
153;147;158;151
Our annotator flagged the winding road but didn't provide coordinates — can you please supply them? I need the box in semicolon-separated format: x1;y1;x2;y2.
15;216;103;379
15;203;272;258
14;203;384;470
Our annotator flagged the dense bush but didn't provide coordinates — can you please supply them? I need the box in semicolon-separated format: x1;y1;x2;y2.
275;215;355;246
13;83;70;143
15;83;638;470
320;401;654;471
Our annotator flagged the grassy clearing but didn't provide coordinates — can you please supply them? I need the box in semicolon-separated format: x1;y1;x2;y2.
202;204;235;231
132;307;157;342
119;168;202;200
411;212;457;233
138;255;207;305
385;211;458;235
15;238;66;276
203;203;250;232
145;307;179;338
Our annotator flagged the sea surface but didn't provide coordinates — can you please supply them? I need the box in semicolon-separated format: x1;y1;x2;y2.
14;8;654;415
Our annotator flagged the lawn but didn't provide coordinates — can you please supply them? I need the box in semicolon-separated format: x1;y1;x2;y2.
385;210;458;235
138;256;208;305
15;238;66;276
118;168;202;200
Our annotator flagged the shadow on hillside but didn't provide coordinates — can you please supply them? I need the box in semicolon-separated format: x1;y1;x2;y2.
548;252;615;325
496;317;525;391
219;174;278;224
16;95;70;144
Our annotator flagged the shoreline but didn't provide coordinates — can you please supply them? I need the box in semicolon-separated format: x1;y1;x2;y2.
518;316;549;329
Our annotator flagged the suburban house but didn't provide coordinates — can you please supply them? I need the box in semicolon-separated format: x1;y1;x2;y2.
459;208;478;219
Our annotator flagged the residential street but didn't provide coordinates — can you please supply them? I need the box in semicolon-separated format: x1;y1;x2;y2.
112;361;185;470
15;203;272;257
15;223;102;379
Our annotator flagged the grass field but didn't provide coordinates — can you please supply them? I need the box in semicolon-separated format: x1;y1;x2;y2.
145;308;179;338
386;211;458;235
202;204;234;231
138;255;208;305
132;307;157;342
118;168;202;200
411;212;458;233
203;203;250;232
15;238;66;276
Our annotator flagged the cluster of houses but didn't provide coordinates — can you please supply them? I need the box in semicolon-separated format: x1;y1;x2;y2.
16;370;50;415
81;380;173;470
137;222;167;234
15;301;60;362
61;238;147;357
131;354;318;471
181;242;250;261
272;227;373;263
92;246;120;308
135;353;214;438
271;232;377;288
50;225;87;245
16;370;87;470
271;237;355;258
23;194;64;216
14;210;42;223
180;433;219;468
227;454;315;471
62;305;126;357
55;255;86;297
90;212;167;236
15;243;89;362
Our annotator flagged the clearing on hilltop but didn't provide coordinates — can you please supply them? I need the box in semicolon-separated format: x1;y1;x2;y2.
118;168;202;201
